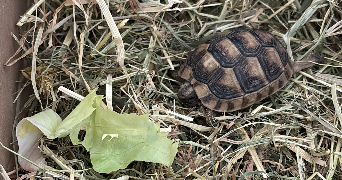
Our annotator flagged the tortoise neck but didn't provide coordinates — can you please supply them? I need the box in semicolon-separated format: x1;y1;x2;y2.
293;53;326;73
293;61;315;73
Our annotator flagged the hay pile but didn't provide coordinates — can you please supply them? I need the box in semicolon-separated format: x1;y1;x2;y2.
5;0;342;179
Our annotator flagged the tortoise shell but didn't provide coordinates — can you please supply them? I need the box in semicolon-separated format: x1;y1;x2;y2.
178;28;295;112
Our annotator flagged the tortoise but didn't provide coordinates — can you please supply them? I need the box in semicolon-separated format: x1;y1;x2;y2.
178;28;325;112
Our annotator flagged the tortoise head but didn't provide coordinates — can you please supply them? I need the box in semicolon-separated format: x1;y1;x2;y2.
178;82;198;106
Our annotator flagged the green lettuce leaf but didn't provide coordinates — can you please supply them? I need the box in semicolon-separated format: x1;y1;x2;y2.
82;107;178;173
55;90;101;138
23;108;62;139
17;89;178;173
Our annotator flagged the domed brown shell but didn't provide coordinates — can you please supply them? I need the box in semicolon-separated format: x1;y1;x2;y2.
178;28;294;112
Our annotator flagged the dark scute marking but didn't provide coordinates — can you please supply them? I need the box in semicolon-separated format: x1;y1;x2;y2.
268;85;274;95
227;102;235;111
192;64;223;84
178;63;187;77
209;67;225;83
233;59;265;93
189;75;194;82
250;29;275;47
284;69;290;80
242;97;249;109
257;48;282;82
226;31;263;57
208;82;241;99
256;93;262;101
187;49;207;67
208;45;245;68
275;41;292;68
278;78;284;89
214;100;222;111
186;50;197;66
201;94;214;104
192;79;201;87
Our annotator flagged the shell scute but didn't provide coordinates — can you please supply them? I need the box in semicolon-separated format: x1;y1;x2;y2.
283;63;294;80
200;94;220;110
192;52;223;84
192;81;211;99
178;63;192;81
207;68;243;99
233;57;268;93
227;30;263;57
208;38;243;68
226;97;243;112
275;40;292;68
242;91;258;109
251;29;275;46
186;45;207;67
257;47;284;82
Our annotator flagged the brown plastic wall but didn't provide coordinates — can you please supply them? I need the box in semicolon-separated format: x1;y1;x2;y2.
0;0;33;172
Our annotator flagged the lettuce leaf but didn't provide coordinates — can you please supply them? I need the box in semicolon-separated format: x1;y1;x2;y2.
17;90;178;173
